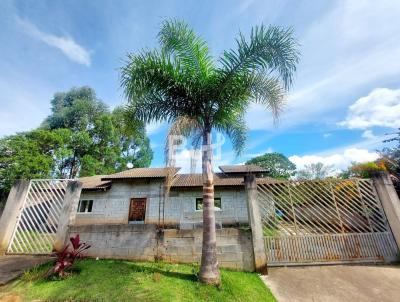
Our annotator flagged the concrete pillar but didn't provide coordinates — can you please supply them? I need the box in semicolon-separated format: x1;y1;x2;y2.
373;172;400;250
244;174;268;274
0;180;30;255
53;181;82;251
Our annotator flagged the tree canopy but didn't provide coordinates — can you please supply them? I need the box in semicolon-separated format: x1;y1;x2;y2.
296;162;334;180
0;86;152;204
246;152;296;179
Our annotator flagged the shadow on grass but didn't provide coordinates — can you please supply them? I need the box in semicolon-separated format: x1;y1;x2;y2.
127;263;198;282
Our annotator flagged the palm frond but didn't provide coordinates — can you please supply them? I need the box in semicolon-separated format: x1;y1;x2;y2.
120;19;300;162
214;113;247;156
158;19;214;79
249;74;286;123
120;50;203;123
218;25;300;91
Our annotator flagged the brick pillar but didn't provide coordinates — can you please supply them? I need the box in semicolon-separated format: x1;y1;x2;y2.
373;172;400;250
53;181;82;251
0;180;30;255
244;174;268;274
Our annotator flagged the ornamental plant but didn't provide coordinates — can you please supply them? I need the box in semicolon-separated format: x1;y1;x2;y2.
350;161;387;178
46;234;90;278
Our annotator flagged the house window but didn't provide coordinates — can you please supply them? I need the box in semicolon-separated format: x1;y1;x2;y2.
78;200;93;213
195;198;221;211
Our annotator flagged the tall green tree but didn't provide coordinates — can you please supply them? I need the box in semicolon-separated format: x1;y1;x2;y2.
0;87;153;207
111;107;153;170
43;86;108;131
121;19;299;284
246;152;296;179
42;87;153;178
0;129;68;203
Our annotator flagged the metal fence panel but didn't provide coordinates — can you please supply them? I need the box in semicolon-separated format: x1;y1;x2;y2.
258;179;399;265
7;179;71;254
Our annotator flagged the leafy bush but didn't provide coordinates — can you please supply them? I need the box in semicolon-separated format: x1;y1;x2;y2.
46;234;90;278
350;161;387;178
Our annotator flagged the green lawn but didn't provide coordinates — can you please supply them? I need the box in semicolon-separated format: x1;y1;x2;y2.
0;259;276;302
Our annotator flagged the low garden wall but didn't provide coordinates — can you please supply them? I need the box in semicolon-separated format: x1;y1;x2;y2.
68;224;254;271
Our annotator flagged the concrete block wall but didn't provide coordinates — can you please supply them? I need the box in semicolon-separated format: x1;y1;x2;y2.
69;224;157;261
69;224;254;271
168;188;249;227
74;180;249;227
74;180;163;225
159;228;254;271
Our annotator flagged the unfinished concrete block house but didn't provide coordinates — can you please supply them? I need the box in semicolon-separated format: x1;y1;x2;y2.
76;165;267;229
3;163;399;271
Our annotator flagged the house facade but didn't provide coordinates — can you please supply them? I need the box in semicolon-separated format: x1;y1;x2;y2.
75;165;268;229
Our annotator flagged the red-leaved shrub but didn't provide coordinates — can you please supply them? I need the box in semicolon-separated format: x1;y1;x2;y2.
47;234;90;278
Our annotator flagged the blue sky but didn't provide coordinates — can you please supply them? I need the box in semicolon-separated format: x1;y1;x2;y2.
1;0;399;173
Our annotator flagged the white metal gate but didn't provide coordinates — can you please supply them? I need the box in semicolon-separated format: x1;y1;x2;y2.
7;179;71;254
258;179;399;265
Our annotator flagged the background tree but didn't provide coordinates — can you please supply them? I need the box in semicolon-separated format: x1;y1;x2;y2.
111;107;153;170
121;19;299;284
340;161;387;179
0;87;153;209
246;152;296;179
42;86;153;178
0;129;66;205
296;162;334;180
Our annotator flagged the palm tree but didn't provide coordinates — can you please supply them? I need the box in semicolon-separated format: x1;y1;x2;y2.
120;19;299;285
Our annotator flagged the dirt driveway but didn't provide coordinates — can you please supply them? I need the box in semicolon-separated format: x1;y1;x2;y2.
262;264;400;302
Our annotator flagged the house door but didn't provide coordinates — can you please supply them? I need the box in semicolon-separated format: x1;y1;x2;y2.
129;198;147;223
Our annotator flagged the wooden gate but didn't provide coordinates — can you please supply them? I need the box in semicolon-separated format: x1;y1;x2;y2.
7;179;71;254
258;179;399;265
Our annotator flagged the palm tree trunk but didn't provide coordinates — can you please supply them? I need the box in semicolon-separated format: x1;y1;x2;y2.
199;130;221;285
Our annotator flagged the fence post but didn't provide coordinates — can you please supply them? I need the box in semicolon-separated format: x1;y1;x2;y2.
0;180;30;255
373;172;400;250
245;174;268;274
53;181;82;251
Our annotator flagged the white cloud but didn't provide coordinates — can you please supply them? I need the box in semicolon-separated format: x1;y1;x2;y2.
323;133;331;138
289;148;379;172
264;147;273;154
339;88;400;129
16;17;91;66
173;149;198;173
146;121;166;135
173;148;234;173
361;130;376;140
245;0;400;130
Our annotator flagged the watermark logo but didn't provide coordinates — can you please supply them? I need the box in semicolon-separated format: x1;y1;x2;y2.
166;133;226;172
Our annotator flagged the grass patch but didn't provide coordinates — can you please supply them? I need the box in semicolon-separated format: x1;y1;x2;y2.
0;259;276;302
